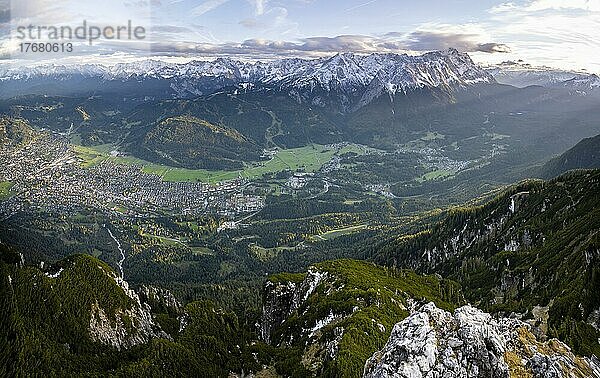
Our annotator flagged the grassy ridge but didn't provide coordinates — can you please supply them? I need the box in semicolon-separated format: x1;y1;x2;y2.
265;259;463;377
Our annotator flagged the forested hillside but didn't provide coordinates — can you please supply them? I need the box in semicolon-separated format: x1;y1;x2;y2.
539;134;600;178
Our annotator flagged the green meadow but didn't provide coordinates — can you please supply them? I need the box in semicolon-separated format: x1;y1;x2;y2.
73;143;367;184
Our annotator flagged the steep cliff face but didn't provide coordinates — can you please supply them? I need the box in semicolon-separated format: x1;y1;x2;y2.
88;275;169;350
364;302;600;378
260;272;306;343
378;187;539;273
259;268;331;343
137;284;182;314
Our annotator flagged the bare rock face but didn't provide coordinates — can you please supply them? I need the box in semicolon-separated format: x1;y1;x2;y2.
260;279;300;344
137;284;182;314
88;274;170;350
260;267;327;344
364;303;600;378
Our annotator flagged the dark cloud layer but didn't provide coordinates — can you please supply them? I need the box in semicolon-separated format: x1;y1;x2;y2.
477;42;511;53
147;32;510;58
1;20;509;61
404;31;511;54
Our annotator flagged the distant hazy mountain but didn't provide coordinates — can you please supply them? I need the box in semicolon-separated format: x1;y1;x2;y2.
0;49;493;112
485;61;588;88
540;134;600;178
551;74;600;96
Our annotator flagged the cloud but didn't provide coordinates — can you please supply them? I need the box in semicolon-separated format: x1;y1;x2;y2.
481;0;600;72
143;32;509;59
524;0;600;12
300;35;382;52
491;0;600;13
239;18;263;29
124;0;161;6
237;34;509;55
477;42;511;53
404;30;510;53
246;0;267;15
489;2;519;13
237;5;298;38
345;0;379;12
152;25;198;34
240;35;397;55
146;35;394;58
191;0;230;16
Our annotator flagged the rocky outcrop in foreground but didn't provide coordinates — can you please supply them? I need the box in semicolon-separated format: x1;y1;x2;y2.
364;302;600;378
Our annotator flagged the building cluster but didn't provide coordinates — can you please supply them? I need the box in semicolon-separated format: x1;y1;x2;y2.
0;132;265;220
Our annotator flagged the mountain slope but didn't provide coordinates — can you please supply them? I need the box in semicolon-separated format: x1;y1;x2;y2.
0;246;261;376
370;169;600;357
0;247;167;375
0;117;35;145
257;256;600;377
540;134;600;178
123;91;343;150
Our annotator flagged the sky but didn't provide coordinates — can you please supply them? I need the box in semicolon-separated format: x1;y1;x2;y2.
0;0;599;73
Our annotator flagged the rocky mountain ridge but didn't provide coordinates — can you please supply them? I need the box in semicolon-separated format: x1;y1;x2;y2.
364;302;600;378
256;255;600;377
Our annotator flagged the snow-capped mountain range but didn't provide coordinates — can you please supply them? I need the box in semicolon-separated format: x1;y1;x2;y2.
2;49;598;110
0;49;494;111
0;48;491;88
